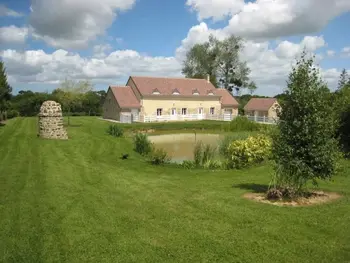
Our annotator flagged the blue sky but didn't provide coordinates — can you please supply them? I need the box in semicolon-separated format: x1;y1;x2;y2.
0;0;349;95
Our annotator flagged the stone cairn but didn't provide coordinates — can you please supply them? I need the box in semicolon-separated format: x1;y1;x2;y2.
38;100;68;140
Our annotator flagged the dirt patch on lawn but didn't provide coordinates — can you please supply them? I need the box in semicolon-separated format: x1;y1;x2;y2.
244;191;342;207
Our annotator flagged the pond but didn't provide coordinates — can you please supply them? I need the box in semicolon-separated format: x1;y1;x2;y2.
149;133;222;163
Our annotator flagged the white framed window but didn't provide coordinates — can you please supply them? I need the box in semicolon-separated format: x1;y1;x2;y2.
171;108;177;115
157;108;163;116
182;108;187;115
198;107;203;114
210;107;215;115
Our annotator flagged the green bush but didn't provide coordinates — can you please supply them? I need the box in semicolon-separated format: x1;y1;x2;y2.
181;160;196;169
203;159;222;170
107;124;124;137
226;134;271;169
148;148;170;165
134;133;153;156
229;116;261;132
7;110;19;119
219;133;252;158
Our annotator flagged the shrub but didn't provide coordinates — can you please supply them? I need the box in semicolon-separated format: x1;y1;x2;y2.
148;148;170;165
194;141;203;167
107;124;124;137
219;133;251;158
226;134;271;169
229;116;261;132
181;160;196;169
7;109;19;119
134;133;153;156
203;159;222;170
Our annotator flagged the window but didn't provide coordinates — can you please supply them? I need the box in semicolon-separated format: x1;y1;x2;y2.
182;108;187;115
171;108;176;115
157;108;162;116
210;107;215;115
198;107;203;114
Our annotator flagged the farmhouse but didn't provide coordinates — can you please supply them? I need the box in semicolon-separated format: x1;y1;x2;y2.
244;98;281;122
103;76;239;123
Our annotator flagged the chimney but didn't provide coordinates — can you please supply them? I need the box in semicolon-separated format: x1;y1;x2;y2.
206;74;210;83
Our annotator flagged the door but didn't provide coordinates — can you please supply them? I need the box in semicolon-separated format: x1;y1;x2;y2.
198;107;204;120
131;109;139;122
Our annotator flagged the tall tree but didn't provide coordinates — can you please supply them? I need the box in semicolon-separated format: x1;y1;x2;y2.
182;35;220;86
182;34;250;90
270;52;340;196
337;69;349;90
217;35;250;92
0;61;12;122
53;79;93;126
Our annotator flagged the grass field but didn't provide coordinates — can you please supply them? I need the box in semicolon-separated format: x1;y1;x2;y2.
1;117;350;263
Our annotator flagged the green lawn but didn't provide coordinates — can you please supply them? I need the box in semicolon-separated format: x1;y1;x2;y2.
1;117;350;263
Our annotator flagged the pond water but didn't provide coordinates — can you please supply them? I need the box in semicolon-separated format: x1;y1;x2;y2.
149;133;222;163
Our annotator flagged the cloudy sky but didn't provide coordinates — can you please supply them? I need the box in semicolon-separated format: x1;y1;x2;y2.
0;0;349;95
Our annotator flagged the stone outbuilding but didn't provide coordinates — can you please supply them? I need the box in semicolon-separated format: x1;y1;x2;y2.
38;100;68;140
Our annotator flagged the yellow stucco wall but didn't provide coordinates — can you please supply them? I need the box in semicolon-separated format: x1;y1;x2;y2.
141;97;222;116
102;88;121;120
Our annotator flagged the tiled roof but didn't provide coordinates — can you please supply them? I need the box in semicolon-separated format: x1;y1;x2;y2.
130;76;218;96
215;88;239;106
110;86;140;108
244;98;277;111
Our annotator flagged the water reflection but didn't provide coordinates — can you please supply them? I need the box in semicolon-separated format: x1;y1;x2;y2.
149;133;221;163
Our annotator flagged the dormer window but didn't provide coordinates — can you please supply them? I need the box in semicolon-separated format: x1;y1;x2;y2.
152;88;160;95
192;89;199;95
207;90;214;96
172;88;180;95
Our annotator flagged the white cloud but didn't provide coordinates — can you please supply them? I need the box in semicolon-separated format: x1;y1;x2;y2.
0;26;29;45
187;0;350;40
175;23;338;95
186;0;244;21
0;5;23;17
0;48;181;85
29;0;136;49
341;47;350;57
326;50;335;57
93;44;113;58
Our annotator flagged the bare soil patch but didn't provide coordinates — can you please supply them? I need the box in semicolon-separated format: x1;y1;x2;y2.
244;191;342;207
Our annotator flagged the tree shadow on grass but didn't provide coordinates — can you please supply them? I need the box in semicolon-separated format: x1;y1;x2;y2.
0;123;5;127
233;183;269;193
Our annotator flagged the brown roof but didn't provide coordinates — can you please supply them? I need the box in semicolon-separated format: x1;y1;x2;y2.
244;98;277;111
130;76;217;96
215;88;239;106
110;86;140;108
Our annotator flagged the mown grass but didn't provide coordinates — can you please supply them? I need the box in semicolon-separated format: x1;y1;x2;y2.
1;117;350;263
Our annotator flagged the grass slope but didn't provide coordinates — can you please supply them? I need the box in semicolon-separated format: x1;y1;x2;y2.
1;117;350;263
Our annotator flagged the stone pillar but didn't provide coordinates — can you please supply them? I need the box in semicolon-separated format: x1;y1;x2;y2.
38;101;68;140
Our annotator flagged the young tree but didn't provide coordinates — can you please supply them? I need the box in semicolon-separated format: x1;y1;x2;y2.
182;34;250;90
0;61;12;122
337;69;349;90
270;52;341;196
53;79;93;126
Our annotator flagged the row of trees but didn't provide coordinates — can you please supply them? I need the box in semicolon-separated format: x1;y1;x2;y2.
0;61;106;123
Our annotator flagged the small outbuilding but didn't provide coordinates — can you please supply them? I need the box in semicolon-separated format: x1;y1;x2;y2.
244;98;281;121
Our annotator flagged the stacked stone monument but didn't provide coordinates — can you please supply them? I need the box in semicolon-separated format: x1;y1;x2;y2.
38;101;68;140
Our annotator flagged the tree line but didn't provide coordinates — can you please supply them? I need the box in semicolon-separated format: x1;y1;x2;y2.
0;62;106;122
